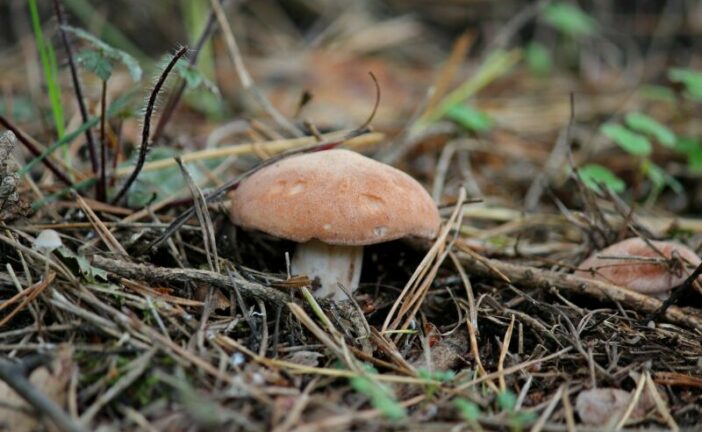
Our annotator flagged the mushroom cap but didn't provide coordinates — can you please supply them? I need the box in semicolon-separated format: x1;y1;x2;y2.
229;149;440;245
575;237;701;294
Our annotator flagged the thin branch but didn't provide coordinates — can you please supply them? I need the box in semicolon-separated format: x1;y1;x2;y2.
111;47;188;205
0;116;74;188
649;260;702;321
135;127;369;255
52;0;99;183
210;0;303;137
0;357;86;432
90;255;292;306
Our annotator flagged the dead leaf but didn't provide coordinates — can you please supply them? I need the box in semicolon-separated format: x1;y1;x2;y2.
575;387;658;426
284;351;324;367
0;345;75;432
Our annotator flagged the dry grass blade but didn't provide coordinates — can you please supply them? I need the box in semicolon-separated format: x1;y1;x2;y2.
645;371;679;431
422;32;475;116
497;314;515;392
112;130;383;177
382;188;466;332
287;302;351;370
79;348;157;423
561;385;577;432
614;372;647;430
75;193;128;256
466;318;499;392
175;157;219;273
0;272;55;328
214;335;433;385
447;347;572;396
530;385;565;432
210;0;302;137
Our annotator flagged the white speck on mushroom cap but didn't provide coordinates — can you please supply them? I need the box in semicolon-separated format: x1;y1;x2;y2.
229;149;440;245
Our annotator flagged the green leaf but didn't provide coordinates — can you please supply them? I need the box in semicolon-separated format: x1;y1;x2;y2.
642;159;683;194
668;68;702;102
61;25;142;81
601;123;652;156
497;390;517;412
76;49;113;80
639;85;676;104
56;247;108;282
350;375;406;420
526;41;552;75
454;398;481;421
675;137;702;172
417;368;455;382
417;49;521;128
447;105;493;133
171;57;220;96
542;3;596;37
577;164;626;193
510;410;538;429
624;112;676;147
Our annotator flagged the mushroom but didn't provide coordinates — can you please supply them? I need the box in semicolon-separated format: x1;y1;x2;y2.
575;237;701;296
229;149;440;300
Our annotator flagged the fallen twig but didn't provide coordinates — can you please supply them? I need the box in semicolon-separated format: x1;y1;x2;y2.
458;251;702;330
90;255;292;306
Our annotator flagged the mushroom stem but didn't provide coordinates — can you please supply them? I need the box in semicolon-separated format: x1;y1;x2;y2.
291;239;363;300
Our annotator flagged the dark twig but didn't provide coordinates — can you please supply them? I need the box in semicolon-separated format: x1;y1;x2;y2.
135;127;370;255
53;0;99;185
152;7;219;143
0;357;86;432
111;47;188;205
99;79;107;202
649;261;702;321
358;71;381;131
0;115;74;188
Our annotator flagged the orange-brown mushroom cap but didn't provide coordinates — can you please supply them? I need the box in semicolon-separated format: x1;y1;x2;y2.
229;149;440;245
575;237;701;295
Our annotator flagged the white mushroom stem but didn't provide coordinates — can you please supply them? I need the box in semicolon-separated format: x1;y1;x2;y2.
291;239;363;301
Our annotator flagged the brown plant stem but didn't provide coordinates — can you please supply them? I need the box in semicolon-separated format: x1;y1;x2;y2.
110;47;189;205
53;0;99;190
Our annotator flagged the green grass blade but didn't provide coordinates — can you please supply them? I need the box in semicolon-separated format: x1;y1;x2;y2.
31;178;96;211
414;49;521;130
28;0;65;139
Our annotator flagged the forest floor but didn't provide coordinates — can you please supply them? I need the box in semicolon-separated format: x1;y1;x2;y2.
2;1;702;431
